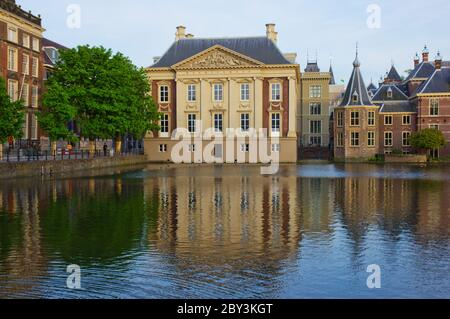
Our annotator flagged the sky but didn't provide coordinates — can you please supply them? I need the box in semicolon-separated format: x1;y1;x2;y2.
18;0;450;86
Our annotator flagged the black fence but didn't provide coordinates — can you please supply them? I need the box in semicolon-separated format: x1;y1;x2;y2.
1;148;144;163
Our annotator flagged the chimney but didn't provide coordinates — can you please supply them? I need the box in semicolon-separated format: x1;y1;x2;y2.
186;33;194;39
422;45;429;62
175;25;186;41
435;51;442;70
266;23;278;44
414;52;420;67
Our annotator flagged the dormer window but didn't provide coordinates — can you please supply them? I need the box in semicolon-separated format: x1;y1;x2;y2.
387;88;393;99
352;91;359;103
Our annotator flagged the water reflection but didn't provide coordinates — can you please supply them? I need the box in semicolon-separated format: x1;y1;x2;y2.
0;164;449;298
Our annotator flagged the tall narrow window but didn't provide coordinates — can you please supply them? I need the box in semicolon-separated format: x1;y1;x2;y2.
402;132;411;147
8;47;17;71
337;111;344;127
271;113;281;134
32;57;39;78
213;84;223;102
350;111;360;126
8;27;17;43
310;103;321;115
384;115;393;125
21;83;29;106
384;132;393;147
430;99;439;116
22;54;29;75
271;83;281;101
30;114;38;140
23;34;30;48
187;114;196;133
214;114;223;132
160;114;169;136
337;132;344;147
32;38;40;52
23;113;29;139
368;131;375;147
8;80;18;101
402;115;411;125
240;113;250;132
241;83;250;101
368;111;375;126
31;86;39;108
310;120;322;134
187;84;196;102
159;85;169;103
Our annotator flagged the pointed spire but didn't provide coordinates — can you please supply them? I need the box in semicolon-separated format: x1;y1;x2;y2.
329;57;336;85
353;42;361;67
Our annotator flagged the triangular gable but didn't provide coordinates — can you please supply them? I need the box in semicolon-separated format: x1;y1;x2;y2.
173;45;264;69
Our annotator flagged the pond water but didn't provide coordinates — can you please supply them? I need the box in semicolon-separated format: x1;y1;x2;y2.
0;164;449;299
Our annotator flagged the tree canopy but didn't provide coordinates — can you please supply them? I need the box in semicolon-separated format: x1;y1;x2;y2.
0;77;25;144
38;45;160;143
410;128;447;151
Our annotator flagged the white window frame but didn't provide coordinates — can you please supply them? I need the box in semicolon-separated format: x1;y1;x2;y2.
187;114;196;133
271;113;281;136
430;99;439;116
159;144;168;153
368;131;376;147
187;84;196;102
7;26;18;43
384;115;393;126
271;83;281;101
32;38;40;52
30;114;38;140
21;83;29;106
23;34;30;48
337;112;344;127
402;115;411;126
240;83;250;101
32;56;39;78
22;54;29;75
350;132;360;147
213;83;223;102
309;85;322;98
159;85;169;103
384;131;393;147
310;102;321;115
310;120;322;134
8;47;17;72
31;85;39;108
402;132;411;147
160;113;169;137
8;80;18;101
368;111;375;126
350;111;360;126
240;113;250;132
271;143;280;153
214;113;223;133
240;144;250;153
337;132;344;147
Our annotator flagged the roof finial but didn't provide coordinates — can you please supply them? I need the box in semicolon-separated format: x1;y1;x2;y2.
315;49;318;63
353;42;361;67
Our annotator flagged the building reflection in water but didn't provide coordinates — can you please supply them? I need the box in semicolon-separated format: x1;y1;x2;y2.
0;164;449;297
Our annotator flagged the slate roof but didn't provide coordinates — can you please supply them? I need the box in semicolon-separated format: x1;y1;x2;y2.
379;101;416;113
151;37;292;67
305;62;320;72
42;38;68;50
415;68;450;94
371;84;409;102
340;54;375;107
329;65;336;85
404;62;435;81
386;65;402;82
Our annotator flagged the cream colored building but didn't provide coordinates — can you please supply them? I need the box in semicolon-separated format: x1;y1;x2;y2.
145;24;300;163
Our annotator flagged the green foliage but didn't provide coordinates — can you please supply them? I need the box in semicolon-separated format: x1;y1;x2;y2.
410;128;447;151
40;45;160;142
0;77;25;143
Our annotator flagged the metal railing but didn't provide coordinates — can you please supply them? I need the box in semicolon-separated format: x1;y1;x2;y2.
1;148;144;163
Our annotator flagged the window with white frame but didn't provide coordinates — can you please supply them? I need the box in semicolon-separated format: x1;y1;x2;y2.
271;143;280;153
241;83;250;101
32;57;39;77
350;111;360;126
310;136;322;146
8;47;17;71
384;132;393;147
32;38;40;52
160;114;169;136
213;83;223;102
271;113;281;133
159;85;169;103
187;114;196;133
21;83;29;106
402;132;411;147
22;113;28;139
22;54;29;75
187;84;196;102
188;144;196;152
430;124;439;130
337;111;344;127
430;99;439;116
271;83;281;101
384;115;393;126
8;80;18;101
31;86;38;108
351;132;359;146
310;103;321;115
8;27;17;43
30;114;38;140
240;144;250;153
214;113;223;132
368;111;375;126
309;85;322;98
402;115;411;125
240;113;250;132
368;131;375;147
310;120;322;134
337;132;344;147
159;144;168;152
23;34;30;48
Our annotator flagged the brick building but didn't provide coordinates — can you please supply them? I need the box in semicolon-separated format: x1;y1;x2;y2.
0;0;44;148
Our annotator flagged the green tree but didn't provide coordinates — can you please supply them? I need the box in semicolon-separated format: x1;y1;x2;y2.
410;128;447;156
37;79;78;154
0;77;25;160
43;45;159;155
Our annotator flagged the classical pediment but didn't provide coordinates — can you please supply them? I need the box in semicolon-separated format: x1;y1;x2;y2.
173;45;263;70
